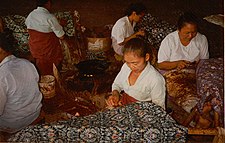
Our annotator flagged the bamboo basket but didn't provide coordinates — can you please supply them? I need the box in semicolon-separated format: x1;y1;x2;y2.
39;75;56;99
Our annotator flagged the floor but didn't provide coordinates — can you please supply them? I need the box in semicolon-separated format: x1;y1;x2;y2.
41;55;121;121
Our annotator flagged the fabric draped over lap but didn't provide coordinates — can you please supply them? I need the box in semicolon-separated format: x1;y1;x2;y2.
28;29;63;75
163;69;199;113
196;58;224;126
8;102;187;142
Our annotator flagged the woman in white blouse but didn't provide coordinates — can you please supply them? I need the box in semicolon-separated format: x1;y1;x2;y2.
157;12;209;70
111;2;146;57
106;38;166;109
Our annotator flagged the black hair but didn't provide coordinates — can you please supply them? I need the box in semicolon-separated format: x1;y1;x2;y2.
177;12;199;30
0;32;16;53
123;38;150;58
36;0;51;7
125;2;147;16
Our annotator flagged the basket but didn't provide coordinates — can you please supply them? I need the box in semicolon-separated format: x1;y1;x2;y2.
87;37;111;52
39;75;56;99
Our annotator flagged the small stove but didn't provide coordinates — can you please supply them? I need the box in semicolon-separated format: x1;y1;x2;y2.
65;59;110;92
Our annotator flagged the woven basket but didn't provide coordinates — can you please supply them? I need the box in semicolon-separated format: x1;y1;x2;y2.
87;37;111;52
39;75;56;99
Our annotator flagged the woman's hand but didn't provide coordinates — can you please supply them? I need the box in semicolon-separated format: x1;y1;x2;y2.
106;90;120;107
124;29;145;44
176;60;191;70
135;29;145;37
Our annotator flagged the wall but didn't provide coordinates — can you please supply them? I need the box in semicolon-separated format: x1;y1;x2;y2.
0;0;223;27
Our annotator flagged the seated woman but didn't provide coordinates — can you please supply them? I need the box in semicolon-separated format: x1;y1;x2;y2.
157;12;209;71
106;38;166;109
0;32;42;140
156;12;210;114
111;2;146;61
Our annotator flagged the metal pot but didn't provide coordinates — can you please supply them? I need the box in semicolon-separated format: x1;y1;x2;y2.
75;59;110;76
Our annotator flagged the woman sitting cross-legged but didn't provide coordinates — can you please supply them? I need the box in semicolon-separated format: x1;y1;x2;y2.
106;38;166;109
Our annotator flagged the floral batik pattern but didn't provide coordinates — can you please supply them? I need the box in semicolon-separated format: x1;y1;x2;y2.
8;102;187;143
196;58;224;126
135;13;176;51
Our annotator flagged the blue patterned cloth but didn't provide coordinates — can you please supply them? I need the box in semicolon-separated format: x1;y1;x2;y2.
8;102;187;142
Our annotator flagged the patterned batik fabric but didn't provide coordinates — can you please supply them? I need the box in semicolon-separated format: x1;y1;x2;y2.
196;58;224;126
8;102;187;143
163;68;199;113
3;15;29;53
134;13;176;51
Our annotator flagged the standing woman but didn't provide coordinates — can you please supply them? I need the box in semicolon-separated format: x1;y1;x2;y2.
111;2;146;59
157;12;209;70
107;38;166;109
25;0;65;75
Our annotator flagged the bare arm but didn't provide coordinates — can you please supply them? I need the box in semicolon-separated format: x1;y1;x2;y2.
157;60;191;70
106;90;120;107
119;29;145;45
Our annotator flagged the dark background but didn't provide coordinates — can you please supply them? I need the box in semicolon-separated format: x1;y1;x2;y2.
0;0;223;27
0;0;224;57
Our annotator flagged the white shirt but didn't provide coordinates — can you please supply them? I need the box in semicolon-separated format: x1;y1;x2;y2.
112;62;166;109
0;55;42;133
158;31;209;63
25;7;65;38
111;16;136;55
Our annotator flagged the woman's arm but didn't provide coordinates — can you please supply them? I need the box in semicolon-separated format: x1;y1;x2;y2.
120;29;145;45
157;60;191;70
157;61;179;70
106;90;120;107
